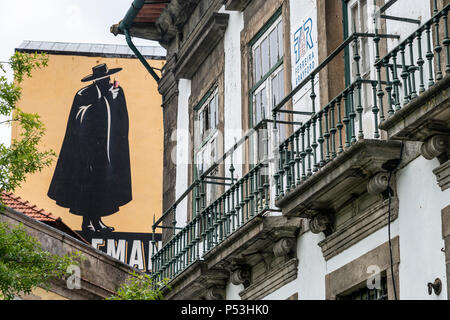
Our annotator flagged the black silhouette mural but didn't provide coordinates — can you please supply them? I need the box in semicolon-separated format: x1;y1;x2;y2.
48;64;132;233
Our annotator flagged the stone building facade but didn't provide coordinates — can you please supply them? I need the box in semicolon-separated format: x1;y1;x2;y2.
112;0;450;300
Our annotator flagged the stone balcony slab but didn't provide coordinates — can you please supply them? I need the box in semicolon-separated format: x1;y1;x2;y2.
161;214;303;300
275;139;403;219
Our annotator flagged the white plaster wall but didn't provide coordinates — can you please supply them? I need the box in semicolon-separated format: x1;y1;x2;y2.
174;79;191;228
295;231;327;300
327;220;399;274
220;7;244;179
268;155;449;300
397;156;449;300
226;281;244;300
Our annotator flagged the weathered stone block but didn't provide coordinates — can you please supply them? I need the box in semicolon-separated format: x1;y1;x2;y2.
433;159;450;191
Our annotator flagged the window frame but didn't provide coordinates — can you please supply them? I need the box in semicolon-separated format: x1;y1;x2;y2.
248;9;285;167
249;10;284;128
194;86;219;155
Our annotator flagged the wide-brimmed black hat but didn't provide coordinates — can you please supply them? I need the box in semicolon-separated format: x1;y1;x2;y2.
81;64;122;82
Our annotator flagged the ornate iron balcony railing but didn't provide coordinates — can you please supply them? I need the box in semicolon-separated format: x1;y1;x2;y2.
151;162;270;283
150;1;449;286
273;2;449;201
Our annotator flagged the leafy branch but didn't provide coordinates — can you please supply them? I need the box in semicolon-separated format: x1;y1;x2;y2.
107;271;171;300
0;51;55;193
0;222;82;300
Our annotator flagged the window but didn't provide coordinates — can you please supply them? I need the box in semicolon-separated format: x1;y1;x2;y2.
252;18;284;86
250;13;285;164
194;87;220;207
338;273;388;300
195;88;219;151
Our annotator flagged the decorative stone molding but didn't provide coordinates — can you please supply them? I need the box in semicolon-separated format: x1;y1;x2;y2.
205;286;226;300
239;258;299;300
309;212;334;236
273;237;295;257
230;266;251;288
367;172;390;195
325;237;400;300
225;0;252;11
420;135;450;191
433;160;450;191
421;135;449;163
162;261;230;300
319;197;399;261
174;12;229;79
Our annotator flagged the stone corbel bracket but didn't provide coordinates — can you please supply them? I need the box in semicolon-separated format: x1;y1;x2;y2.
421;135;450;164
421;135;450;191
309;212;335;236
230;262;252;288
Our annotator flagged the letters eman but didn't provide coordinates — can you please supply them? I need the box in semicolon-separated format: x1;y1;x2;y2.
92;238;150;272
48;64;132;233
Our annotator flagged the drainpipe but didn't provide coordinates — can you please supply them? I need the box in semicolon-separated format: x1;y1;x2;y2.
119;0;161;83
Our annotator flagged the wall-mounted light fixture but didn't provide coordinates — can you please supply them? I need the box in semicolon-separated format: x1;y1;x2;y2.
427;278;442;295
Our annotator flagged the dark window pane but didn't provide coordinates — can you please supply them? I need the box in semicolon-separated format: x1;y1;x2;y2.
269;28;278;68
203;107;209;140
277;21;284;59
272;73;279;106
261;37;270;77
255;91;261;124
209;96;216;130
278;68;285;102
254;45;261;83
198;111;204;143
214;93;219;128
258;129;265;162
261;87;267;120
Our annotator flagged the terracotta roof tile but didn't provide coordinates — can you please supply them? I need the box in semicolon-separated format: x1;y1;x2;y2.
2;191;59;222
1;191;89;244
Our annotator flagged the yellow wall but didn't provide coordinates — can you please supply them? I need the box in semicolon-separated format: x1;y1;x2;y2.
13;53;164;233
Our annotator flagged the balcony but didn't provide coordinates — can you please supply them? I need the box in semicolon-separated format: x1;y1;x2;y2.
273;2;449;258
149;1;450;295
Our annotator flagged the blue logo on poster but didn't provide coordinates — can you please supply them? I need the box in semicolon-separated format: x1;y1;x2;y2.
294;18;315;85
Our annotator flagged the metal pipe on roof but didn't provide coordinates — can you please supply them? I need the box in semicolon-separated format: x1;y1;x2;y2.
118;0;161;83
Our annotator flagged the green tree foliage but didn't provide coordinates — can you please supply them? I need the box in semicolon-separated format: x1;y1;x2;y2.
0;222;81;300
0;52;79;300
107;271;170;300
0;51;55;193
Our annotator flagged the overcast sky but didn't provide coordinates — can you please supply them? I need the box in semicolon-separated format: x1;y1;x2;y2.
0;0;155;146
